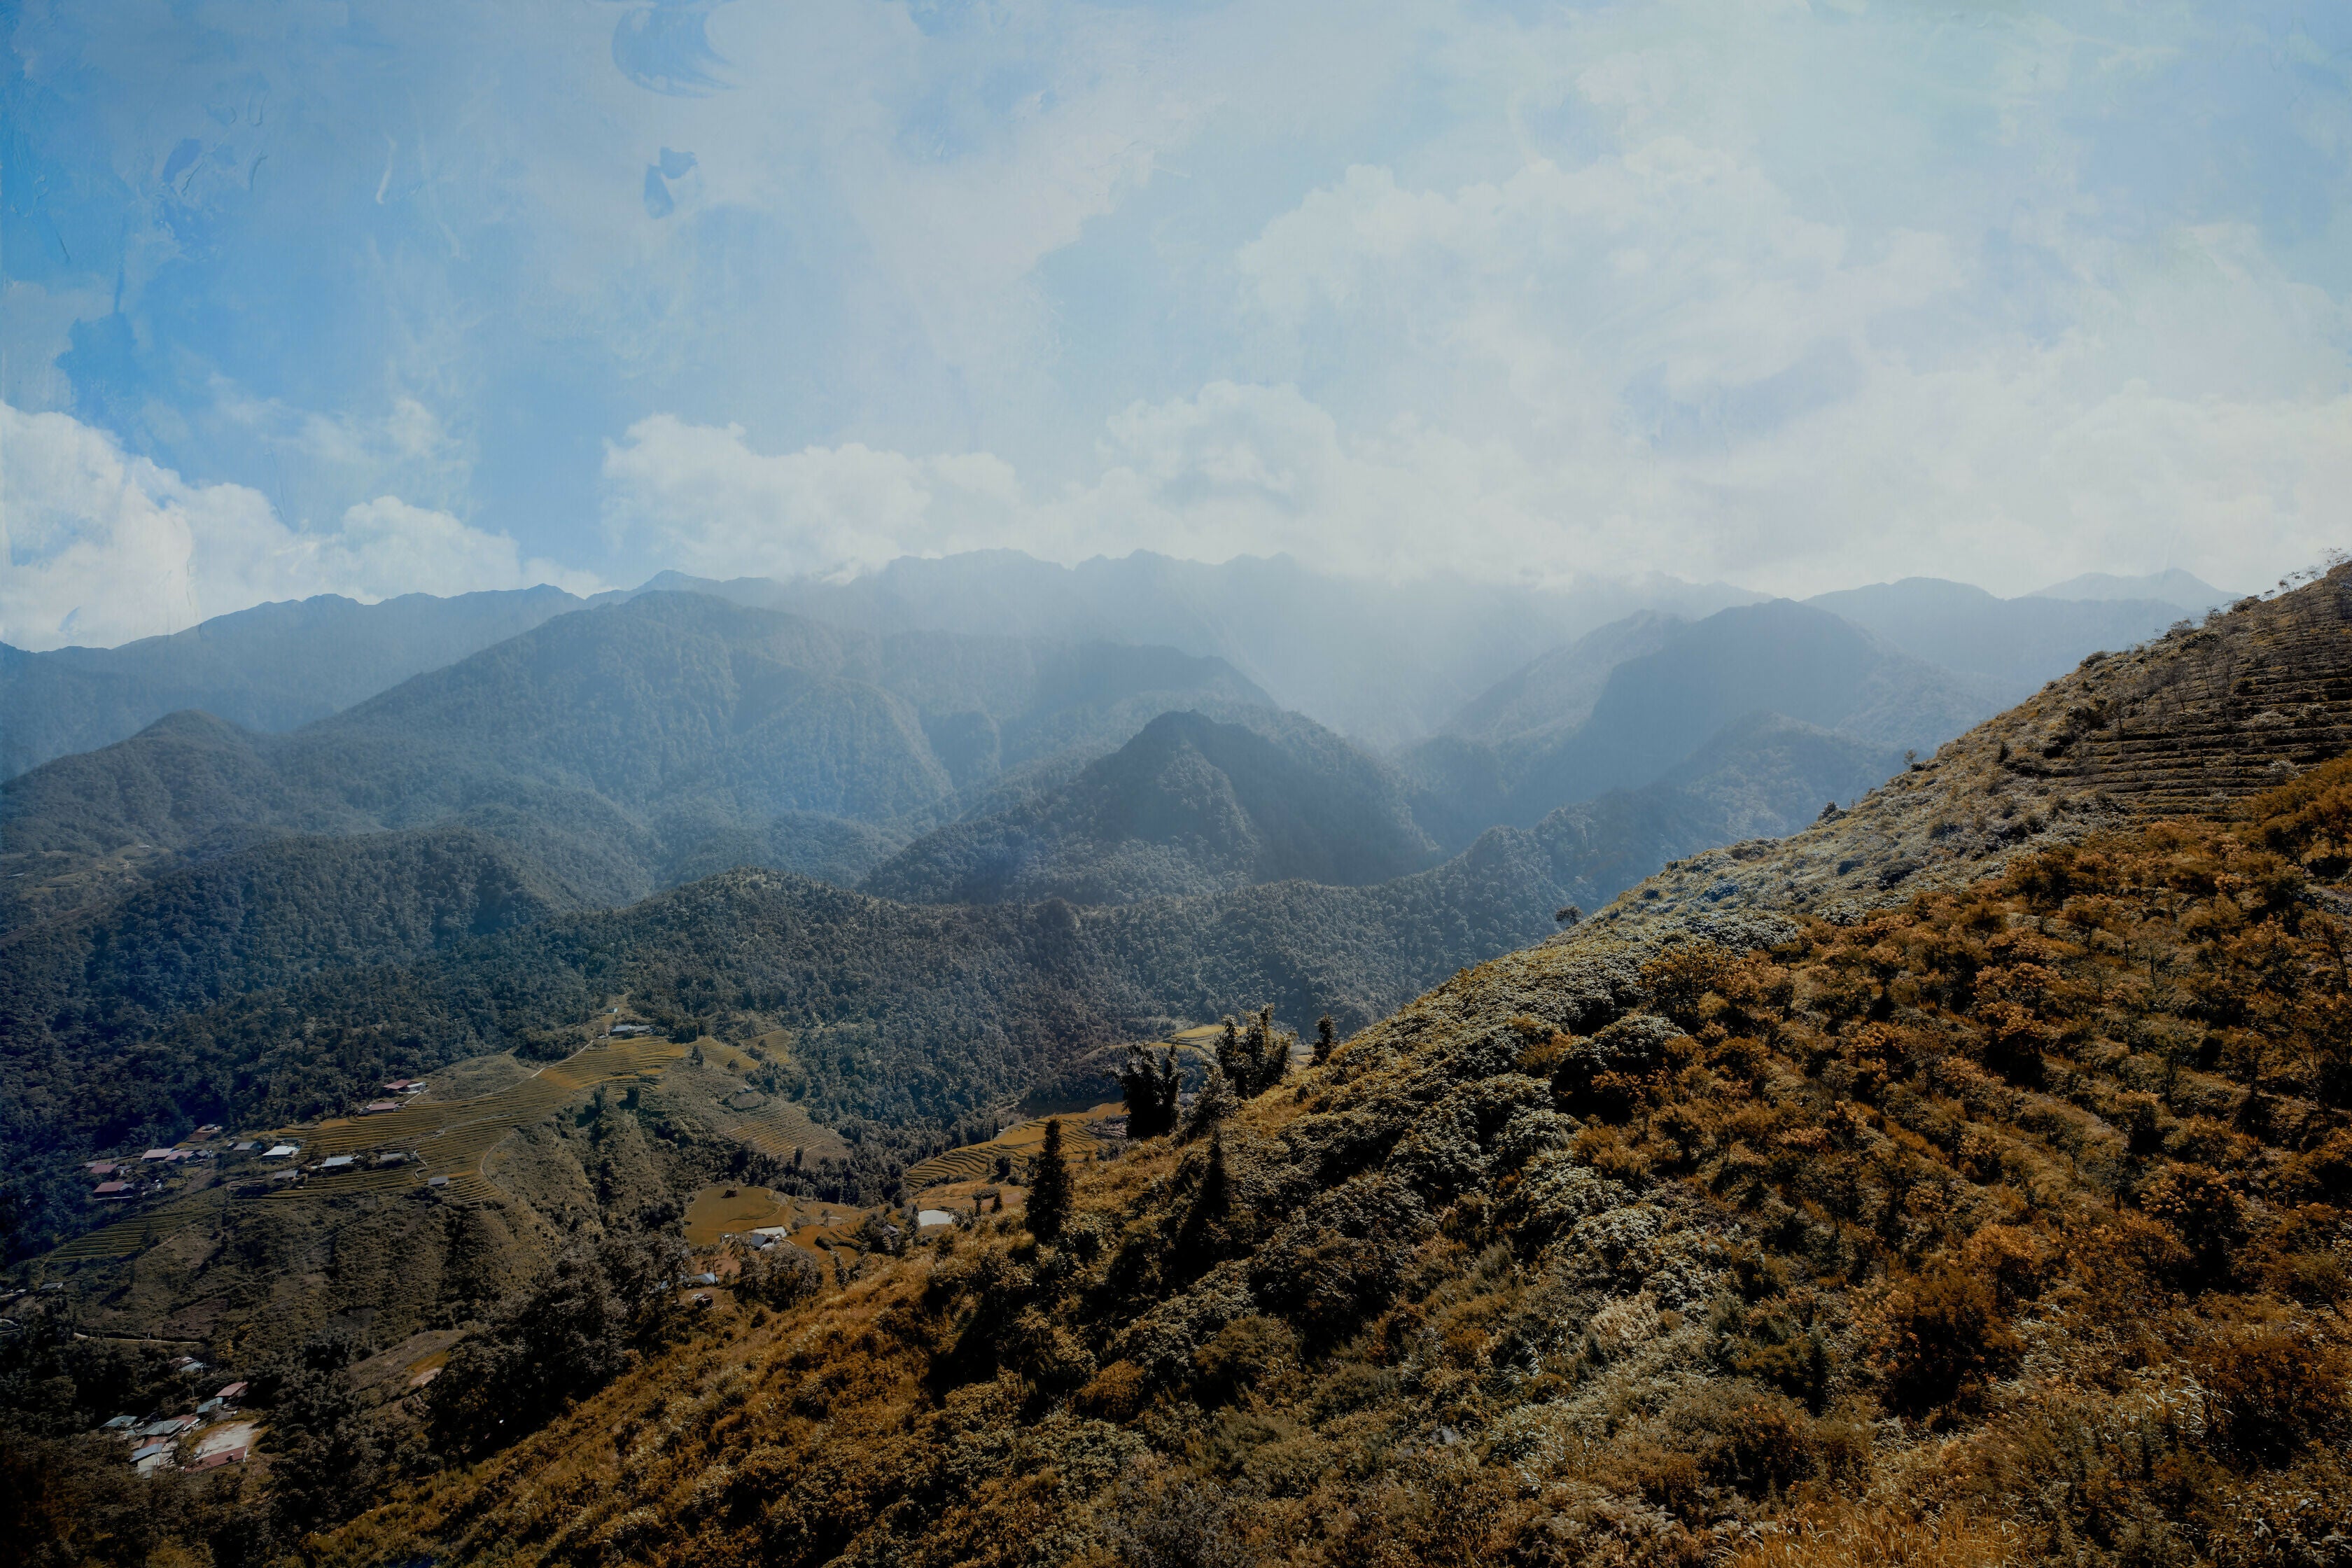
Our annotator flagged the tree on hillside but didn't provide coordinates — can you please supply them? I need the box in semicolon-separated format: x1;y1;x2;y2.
1314;1015;1338;1065
1244;1005;1292;1093
1028;1119;1072;1242
1184;1065;1236;1141
1119;1046;1182;1138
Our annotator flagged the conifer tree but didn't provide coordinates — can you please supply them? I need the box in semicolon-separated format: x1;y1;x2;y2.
1251;1004;1289;1092
1314;1015;1338;1065
1185;1064;1236;1141
1120;1046;1183;1138
1027;1117;1072;1242
1216;1015;1245;1086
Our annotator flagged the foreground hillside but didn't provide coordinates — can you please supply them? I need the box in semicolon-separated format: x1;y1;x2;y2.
292;690;2352;1568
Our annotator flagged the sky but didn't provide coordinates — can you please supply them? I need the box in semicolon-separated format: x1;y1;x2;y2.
2;0;2348;650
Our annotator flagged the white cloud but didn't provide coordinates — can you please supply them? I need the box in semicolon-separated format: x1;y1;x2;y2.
0;403;595;649
601;414;1026;581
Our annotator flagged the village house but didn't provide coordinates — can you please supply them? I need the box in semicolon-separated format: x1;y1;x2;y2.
92;1181;131;1200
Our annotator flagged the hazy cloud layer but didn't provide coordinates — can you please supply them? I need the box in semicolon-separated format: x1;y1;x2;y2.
5;0;2347;639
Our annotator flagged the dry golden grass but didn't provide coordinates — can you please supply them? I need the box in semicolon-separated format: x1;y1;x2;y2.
1732;1506;2029;1568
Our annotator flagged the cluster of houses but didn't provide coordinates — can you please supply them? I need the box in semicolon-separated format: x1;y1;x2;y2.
359;1079;429;1115
103;1371;253;1475
83;1093;456;1205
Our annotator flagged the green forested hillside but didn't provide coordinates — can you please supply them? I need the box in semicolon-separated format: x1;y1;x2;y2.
0;593;1271;928
862;709;1441;905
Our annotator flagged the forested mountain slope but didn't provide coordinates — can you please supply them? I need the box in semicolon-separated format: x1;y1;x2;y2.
0;592;1270;927
0;586;588;780
272;566;2352;1568
0;704;1895;1259
862;710;1442;905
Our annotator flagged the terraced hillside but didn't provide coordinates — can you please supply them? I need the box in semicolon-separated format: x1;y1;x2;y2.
1602;566;2352;933
902;1104;1124;1191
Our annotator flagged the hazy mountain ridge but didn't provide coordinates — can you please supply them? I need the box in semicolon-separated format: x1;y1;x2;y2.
1803;575;2217;697
657;551;1765;748
0;593;1273;928
0;586;589;780
1599;562;2352;935
1403;599;1987;847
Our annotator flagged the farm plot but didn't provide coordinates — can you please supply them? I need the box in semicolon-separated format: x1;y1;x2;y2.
903;1102;1124;1191
251;1036;687;1202
47;1193;225;1262
642;1063;846;1164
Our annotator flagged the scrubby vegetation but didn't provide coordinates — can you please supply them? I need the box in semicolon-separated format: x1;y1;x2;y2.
211;751;2352;1568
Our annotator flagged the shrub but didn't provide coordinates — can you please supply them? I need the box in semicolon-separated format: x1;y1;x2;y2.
1877;1261;2019;1414
1191;1315;1298;1406
2140;1163;2245;1279
2194;1326;2350;1462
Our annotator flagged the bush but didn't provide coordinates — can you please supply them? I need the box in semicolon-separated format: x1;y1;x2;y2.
1192;1315;1298;1406
2195;1326;2350;1462
2141;1163;2245;1279
1877;1261;2019;1414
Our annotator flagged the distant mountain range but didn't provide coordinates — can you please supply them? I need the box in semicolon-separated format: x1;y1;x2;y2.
2;551;2233;780
0;585;589;779
1802;575;2227;697
0;592;1271;925
1400;598;1986;848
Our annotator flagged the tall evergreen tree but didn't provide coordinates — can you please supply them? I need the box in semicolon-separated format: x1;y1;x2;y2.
1216;1016;1245;1087
1249;1004;1290;1092
1185;1065;1236;1140
1119;1046;1182;1138
1027;1117;1072;1242
1314;1015;1338;1065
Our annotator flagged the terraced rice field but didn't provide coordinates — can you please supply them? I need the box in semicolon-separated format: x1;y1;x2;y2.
648;1065;846;1163
46;1194;223;1261
903;1102;1124;1191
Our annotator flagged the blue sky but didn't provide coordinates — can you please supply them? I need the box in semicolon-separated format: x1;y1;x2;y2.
3;0;2348;647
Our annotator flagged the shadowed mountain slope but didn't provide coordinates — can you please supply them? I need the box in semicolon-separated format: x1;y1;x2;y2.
0;586;589;780
1438;610;1682;747
861;710;1442;905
